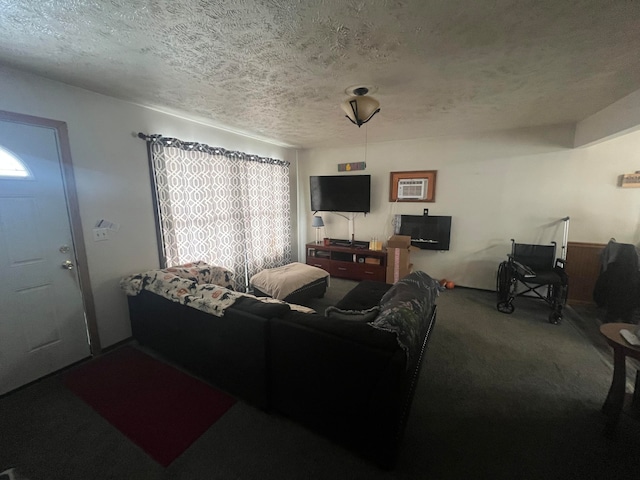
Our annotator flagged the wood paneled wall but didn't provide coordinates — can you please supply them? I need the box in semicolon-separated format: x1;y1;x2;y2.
565;242;606;305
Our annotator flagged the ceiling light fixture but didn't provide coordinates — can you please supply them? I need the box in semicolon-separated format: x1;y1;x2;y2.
341;86;380;127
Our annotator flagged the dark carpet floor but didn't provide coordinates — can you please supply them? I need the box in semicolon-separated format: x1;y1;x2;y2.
1;280;639;480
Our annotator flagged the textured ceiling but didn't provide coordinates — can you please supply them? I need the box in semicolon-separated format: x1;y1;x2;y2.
1;0;640;148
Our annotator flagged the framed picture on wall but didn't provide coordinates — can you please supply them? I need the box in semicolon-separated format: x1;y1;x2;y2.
389;170;437;202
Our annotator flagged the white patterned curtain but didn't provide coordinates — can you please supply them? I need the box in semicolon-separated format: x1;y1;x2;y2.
142;134;291;291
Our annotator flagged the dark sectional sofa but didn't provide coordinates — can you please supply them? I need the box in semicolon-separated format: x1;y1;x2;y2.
125;271;438;468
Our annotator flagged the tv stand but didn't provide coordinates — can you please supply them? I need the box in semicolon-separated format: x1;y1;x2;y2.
306;242;387;282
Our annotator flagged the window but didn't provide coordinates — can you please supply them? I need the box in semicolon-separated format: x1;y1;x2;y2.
0;146;31;178
143;135;292;291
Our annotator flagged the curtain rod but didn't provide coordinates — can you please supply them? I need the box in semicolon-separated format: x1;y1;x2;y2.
136;132;289;167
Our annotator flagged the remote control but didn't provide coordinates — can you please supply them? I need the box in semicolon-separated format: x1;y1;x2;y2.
620;329;640;347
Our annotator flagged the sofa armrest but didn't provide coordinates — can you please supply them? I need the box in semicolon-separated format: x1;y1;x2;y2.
128;290;270;408
269;314;412;466
269;304;436;468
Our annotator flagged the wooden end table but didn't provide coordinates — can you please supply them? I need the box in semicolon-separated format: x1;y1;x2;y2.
600;323;640;434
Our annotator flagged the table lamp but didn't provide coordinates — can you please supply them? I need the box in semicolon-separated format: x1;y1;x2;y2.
312;216;324;244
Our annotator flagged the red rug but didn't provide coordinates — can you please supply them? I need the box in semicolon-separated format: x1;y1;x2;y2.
63;346;236;466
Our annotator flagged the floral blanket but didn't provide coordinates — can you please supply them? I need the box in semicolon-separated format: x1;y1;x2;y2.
121;261;235;295
120;265;241;317
120;262;314;317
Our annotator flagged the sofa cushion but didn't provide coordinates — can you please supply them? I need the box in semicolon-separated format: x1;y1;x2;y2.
335;280;392;311
325;305;380;322
230;296;291;318
278;311;398;351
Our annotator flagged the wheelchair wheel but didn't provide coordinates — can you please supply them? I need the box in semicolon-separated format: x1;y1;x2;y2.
549;312;562;325
498;301;515;314
547;281;566;325
496;261;514;314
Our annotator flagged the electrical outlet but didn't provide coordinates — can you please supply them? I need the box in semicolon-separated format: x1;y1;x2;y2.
93;228;109;241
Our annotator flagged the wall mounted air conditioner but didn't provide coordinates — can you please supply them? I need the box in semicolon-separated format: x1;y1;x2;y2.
397;178;427;199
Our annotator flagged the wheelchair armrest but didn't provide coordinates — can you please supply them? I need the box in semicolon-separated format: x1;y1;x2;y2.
555;258;566;269
508;256;536;278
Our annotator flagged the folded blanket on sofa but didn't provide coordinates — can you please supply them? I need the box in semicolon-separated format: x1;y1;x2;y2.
120;262;313;317
120;268;241;316
164;261;235;289
120;261;234;295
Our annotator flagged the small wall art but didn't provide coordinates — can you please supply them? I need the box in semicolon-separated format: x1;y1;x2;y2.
619;171;640;188
338;162;366;172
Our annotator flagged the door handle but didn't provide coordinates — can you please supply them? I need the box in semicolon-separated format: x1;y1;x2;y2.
62;260;74;270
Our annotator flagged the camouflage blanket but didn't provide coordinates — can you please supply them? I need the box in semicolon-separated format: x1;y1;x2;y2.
369;270;439;364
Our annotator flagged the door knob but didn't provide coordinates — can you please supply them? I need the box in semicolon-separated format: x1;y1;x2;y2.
62;260;74;270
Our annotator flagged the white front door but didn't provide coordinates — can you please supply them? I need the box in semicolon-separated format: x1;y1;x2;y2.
0;119;91;395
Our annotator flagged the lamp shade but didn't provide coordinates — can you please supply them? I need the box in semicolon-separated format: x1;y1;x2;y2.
312;216;324;228
341;95;380;127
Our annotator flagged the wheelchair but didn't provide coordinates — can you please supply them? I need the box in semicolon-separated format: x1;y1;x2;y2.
496;239;569;324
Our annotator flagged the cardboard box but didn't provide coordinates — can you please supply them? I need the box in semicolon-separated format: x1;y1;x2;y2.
385;235;417;283
387;235;412;249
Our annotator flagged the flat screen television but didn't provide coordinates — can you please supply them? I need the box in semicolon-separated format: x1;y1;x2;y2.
398;215;452;250
310;175;371;213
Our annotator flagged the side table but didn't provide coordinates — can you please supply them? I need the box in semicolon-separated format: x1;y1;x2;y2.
600;323;640;434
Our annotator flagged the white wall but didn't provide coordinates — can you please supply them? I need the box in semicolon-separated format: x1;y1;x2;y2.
3;64;639;347
298;124;640;290
0;66;297;349
575;88;640;147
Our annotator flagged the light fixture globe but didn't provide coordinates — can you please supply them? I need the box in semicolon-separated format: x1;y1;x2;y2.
341;87;380;127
